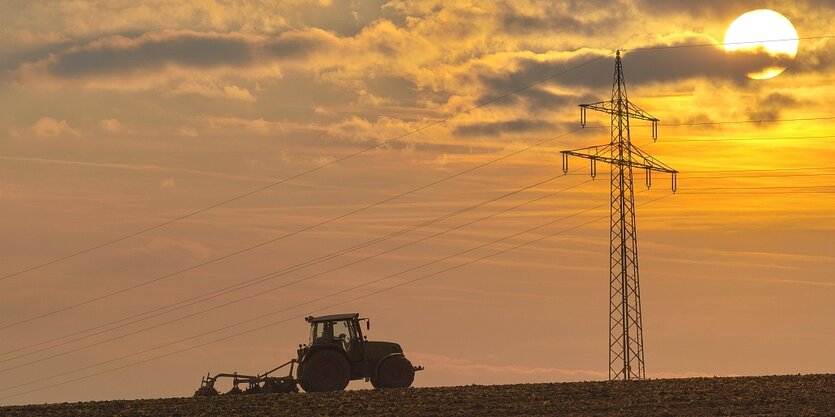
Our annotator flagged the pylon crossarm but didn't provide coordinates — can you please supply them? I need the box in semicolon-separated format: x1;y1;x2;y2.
625;101;659;122
579;101;610;114
561;144;613;159
579;101;658;122
560;145;614;176
628;144;677;174
563;150;676;174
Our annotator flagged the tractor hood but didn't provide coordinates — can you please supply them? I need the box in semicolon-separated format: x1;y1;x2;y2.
364;341;402;363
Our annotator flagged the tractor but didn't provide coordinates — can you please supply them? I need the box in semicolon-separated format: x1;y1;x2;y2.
195;313;422;396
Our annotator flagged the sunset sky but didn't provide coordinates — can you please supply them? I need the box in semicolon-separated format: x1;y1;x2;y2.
1;0;834;405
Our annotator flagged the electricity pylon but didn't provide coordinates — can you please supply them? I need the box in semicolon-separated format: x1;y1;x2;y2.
561;50;677;381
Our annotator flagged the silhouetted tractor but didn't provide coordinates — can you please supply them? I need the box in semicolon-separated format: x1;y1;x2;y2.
195;313;423;396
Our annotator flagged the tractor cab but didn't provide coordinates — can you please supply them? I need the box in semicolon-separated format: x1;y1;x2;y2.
306;313;368;362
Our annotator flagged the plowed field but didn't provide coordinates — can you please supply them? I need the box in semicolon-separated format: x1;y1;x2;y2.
1;374;832;416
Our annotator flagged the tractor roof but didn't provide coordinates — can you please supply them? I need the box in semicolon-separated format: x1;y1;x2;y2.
305;313;359;323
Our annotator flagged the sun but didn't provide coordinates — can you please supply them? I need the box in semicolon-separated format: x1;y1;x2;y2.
724;9;799;80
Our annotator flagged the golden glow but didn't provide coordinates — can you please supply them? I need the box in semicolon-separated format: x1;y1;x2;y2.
724;9;799;79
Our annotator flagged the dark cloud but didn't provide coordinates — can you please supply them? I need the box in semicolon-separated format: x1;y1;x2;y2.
475;41;797;104
264;31;333;59
474;80;592;115
468;50;608;106
44;30;333;78
745;92;801;124
454;119;555;137
791;39;835;73
49;32;255;77
498;2;622;37
760;92;798;107
618;46;795;85
365;76;421;106
635;0;762;18
500;13;604;37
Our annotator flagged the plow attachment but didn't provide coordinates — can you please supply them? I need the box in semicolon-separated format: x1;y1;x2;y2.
195;359;298;396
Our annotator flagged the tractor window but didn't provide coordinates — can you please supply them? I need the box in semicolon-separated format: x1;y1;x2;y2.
332;320;352;349
311;321;335;344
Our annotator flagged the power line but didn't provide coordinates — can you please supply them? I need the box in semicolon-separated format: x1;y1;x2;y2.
0;53;616;284
1;34;832;400
565;172;835;180
4;118;831;332
0;179;592;374
663;116;835;127
0;171;583;360
22;172;820;373
685;185;835;191
0;192;673;402
0;187;640;397
690;173;835;179
13;167;828;399
626;35;835;52
11;165;818;361
680;191;835;195
0;128;584;332
0;176;592;369
614;115;835;130
4;34;833;284
663;134;835;143
5;116;828;331
686;166;835;174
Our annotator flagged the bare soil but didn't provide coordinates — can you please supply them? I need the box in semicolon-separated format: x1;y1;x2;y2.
1;374;832;416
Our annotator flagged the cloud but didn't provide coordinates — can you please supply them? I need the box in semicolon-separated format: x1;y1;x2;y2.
468;38;798;108
0;1;339;42
168;80;256;101
497;2;622;37
264;29;336;59
323;115;417;143
47;31;255;78
178;126;199;137
454;119;556;137
477;84;581;111
791;38;835;74
0;156;275;183
14;29;337;91
744;92;801;124
635;0;763;18
191;116;288;136
98;118;126;132
10;116;81;138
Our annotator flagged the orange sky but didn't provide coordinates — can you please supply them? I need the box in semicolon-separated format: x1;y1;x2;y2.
1;0;834;405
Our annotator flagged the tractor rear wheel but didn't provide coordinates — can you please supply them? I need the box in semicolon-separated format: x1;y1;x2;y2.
372;356;415;389
299;350;350;392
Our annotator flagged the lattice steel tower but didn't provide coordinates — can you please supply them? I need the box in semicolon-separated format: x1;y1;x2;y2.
561;51;677;381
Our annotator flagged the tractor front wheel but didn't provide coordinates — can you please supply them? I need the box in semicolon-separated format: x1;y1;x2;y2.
372;356;415;389
299;350;350;392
